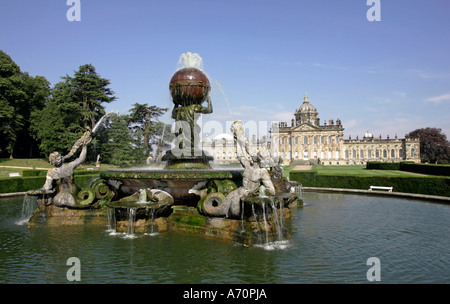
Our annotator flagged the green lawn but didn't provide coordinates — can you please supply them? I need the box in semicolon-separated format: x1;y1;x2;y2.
287;165;425;177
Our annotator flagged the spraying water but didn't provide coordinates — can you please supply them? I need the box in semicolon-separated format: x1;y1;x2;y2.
215;81;233;116
15;194;37;226
177;51;204;71
124;207;137;239
92;112;113;134
106;207;117;234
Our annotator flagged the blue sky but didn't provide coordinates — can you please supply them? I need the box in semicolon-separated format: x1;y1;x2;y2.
1;0;450;139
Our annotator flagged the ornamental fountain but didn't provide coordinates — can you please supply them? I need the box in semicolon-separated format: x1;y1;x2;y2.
26;52;302;246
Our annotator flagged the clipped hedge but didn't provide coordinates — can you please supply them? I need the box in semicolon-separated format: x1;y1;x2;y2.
366;162;401;170
367;161;450;176
290;171;450;197
0;174;100;194
400;163;450;176
22;170;49;177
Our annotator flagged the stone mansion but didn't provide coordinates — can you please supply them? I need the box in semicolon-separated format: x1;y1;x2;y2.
202;93;421;166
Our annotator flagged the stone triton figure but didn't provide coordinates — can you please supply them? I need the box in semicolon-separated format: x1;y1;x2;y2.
42;130;92;207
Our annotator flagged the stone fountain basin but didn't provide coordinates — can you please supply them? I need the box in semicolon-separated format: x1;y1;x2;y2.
101;169;243;205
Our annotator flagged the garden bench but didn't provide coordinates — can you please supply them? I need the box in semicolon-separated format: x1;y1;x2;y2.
369;186;393;192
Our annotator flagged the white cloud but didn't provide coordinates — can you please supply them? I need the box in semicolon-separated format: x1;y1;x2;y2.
424;94;450;104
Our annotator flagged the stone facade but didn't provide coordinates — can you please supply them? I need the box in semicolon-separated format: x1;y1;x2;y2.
272;93;421;166
202;93;421;166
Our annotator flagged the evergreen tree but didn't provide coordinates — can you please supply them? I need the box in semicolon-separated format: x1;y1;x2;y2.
128;103;168;158
31;64;115;158
96;113;138;167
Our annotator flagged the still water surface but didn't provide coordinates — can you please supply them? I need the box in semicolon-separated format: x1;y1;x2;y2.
0;192;448;283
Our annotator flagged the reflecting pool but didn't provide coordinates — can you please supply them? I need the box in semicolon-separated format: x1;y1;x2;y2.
0;192;448;283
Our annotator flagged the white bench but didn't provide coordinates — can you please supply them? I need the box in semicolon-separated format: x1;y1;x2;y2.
9;172;20;177
369;186;393;192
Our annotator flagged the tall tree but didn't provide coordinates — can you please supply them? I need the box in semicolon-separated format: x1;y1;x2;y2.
408;127;450;164
70;64;116;130
128;103;168;158
0;50;50;158
31;64;116;158
95;113;138;167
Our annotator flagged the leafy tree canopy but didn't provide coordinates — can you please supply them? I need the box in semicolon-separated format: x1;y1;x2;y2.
408;127;450;164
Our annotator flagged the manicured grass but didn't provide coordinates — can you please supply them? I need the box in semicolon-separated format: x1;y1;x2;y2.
310;165;424;177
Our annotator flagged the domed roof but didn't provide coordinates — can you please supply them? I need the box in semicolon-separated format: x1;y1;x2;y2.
296;92;317;113
364;131;373;139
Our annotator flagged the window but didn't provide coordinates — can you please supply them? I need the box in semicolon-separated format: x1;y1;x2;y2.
368;150;372;158
383;149;387;158
411;148;415;158
328;136;332;144
345;150;349;159
376;149;380;158
352;150;357;158
391;149;395;158
321;150;325;159
328;150;332;159
336;136;339;144
281;137;284;145
294;151;299;159
399;149;403;158
321;136;325;144
303;136;308;145
335;151;339;159
360;149;364;159
314;136;317;144
295;137;298;145
314;150;318;159
303;150;309;160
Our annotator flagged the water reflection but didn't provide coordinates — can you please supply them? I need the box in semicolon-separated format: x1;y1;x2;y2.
0;193;448;283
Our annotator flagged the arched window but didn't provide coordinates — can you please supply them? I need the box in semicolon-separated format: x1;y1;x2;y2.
383;149;387;158
360;149;364;159
321;150;325;159
391;149;395;158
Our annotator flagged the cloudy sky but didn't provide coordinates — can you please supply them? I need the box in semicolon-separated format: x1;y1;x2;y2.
1;0;449;139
